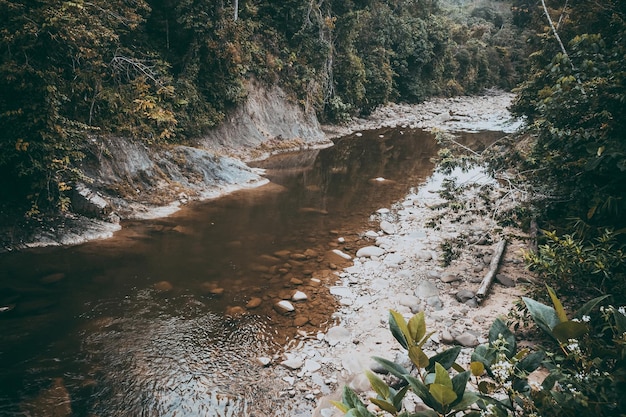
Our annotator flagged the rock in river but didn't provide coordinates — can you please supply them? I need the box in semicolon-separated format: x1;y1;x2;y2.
275;300;295;314
356;246;386;258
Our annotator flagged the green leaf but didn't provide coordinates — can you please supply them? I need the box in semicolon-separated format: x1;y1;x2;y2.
365;370;389;399
408;311;426;343
405;374;439;411
427;346;461;371
434;363;453;389
451;370;471;402
389;310;410;349
452;391;479;411
331;400;350;413
547;285;568;323
522;296;560;337
342;386;365;409
429;383;457;407
470;361;485;376
409;345;430;369
471;344;496;370
372;356;410;379
516;351;545;373
370;398;397;414
574;295;610;318
488;318;516;358
552;321;589;342
392;385;409;411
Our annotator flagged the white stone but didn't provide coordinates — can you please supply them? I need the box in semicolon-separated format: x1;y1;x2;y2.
365;230;379;238
304;359;321;373
326;326;351;346
330;286;354;298
331;249;352;260
257;357;271;366
292;291;308;301
281;358;304;370
356;245;386;258
275;300;295;313
380;220;396;234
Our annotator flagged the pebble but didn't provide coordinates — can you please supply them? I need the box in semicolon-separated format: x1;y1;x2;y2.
496;274;516;287
331;249;352;260
440;273;460;283
281;359;304;370
380;220;396;234
292;291;308;301
356;246;386;258
275;300;295;314
455;333;479;347
455;289;475;302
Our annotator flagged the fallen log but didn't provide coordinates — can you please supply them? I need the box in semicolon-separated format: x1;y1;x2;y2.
475;239;507;304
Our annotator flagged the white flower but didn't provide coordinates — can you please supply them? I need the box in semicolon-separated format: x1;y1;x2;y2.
566;339;581;354
582;315;591;322
618;306;626;315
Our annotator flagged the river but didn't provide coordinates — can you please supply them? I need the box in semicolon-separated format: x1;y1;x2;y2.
0;127;500;416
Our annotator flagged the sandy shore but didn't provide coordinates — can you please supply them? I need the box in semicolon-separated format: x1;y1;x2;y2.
261;91;532;416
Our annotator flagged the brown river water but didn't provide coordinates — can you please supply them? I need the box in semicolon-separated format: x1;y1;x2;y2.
0;128;500;416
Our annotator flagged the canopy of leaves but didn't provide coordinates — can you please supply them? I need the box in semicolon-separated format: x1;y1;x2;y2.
511;0;626;234
0;0;526;213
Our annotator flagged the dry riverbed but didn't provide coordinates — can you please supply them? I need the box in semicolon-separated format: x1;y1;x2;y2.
251;91;533;416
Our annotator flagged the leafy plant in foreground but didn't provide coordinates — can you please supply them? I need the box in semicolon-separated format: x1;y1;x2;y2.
334;288;625;417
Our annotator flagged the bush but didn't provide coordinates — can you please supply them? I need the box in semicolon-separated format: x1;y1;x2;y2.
333;288;626;417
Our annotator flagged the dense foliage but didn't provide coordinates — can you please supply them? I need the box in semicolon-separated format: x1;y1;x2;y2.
511;0;626;235
0;0;526;214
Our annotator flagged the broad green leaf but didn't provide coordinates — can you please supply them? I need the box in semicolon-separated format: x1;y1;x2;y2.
405;375;439;411
356;404;376;417
370;398;397;414
389;310;410;349
392;385;409;411
427;346;461;371
434;362;453;388
471;344;496;371
372;356;410;379
488;318;516;358
516;351;545;373
522;296;560;337
409;345;430;369
331;400;350;413
342;386;364;409
429;383;457;407
552;321;588;342
408;311;426;343
451;371;471;401
365;370;389;399
547;285;568;323
470;361;485;376
574;294;610;318
478;380;496;394
452;391;479;411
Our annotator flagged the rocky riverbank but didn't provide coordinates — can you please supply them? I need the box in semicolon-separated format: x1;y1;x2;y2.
250;91;532;416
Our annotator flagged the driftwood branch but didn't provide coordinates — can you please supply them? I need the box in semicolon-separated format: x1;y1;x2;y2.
476;239;507;304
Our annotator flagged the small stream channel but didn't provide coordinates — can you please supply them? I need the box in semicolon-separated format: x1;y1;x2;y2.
0;128;500;416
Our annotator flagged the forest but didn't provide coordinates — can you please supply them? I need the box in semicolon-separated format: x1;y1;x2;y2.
0;0;528;214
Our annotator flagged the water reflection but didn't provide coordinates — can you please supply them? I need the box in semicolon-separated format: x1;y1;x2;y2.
0;128;499;416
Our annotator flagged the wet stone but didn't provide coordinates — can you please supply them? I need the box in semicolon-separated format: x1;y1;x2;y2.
246;297;262;309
